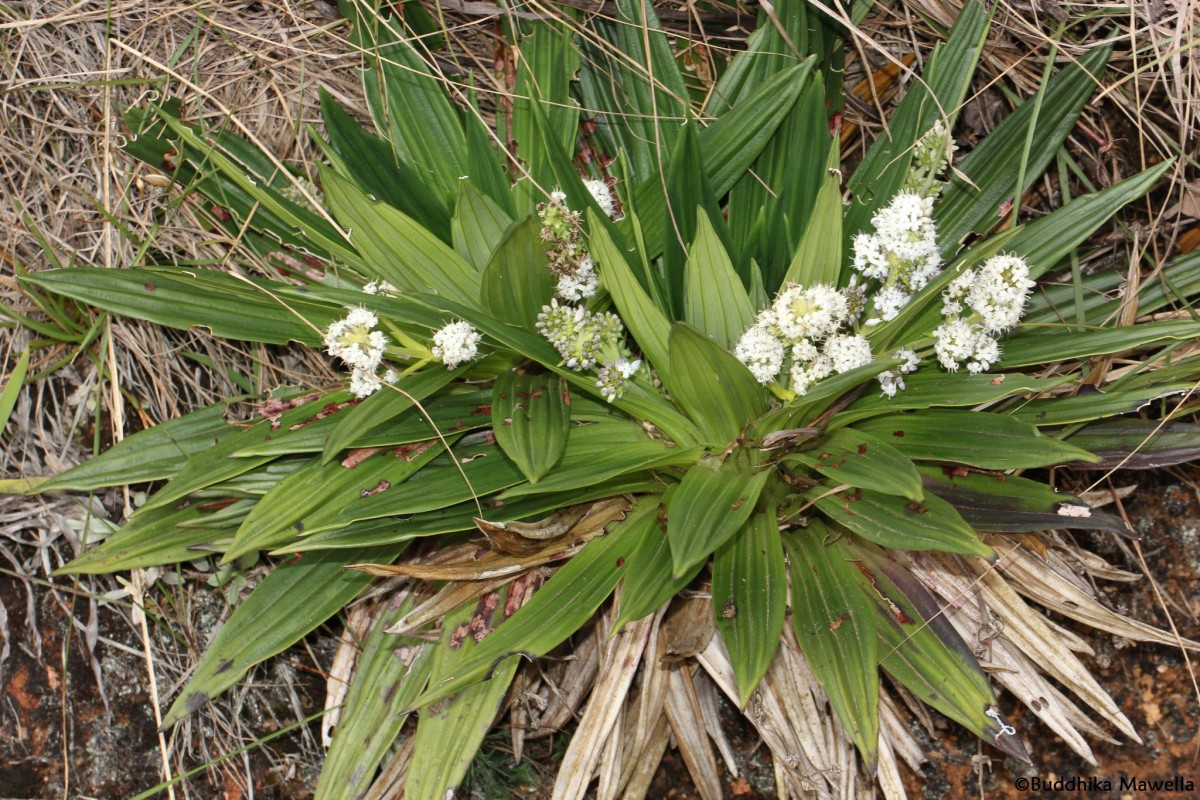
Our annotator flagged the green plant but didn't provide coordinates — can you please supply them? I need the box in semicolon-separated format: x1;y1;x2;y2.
17;0;1200;796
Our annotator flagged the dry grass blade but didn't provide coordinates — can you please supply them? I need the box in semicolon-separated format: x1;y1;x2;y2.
662;664;723;800
991;536;1200;650
551;606;652;800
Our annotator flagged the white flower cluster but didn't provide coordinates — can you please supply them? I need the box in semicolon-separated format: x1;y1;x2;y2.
851;190;941;322
539;190;597;301
584;178;620;220
934;254;1036;373
734;283;874;395
431;320;483;369
536;299;641;402
324;307;396;397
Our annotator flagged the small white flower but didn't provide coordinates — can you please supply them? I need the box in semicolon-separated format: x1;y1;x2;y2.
550;189;568;204
363;280;398;296
872;191;937;262
851;232;891;281
431;320;482;369
325;307;387;371
734;325;785;384
822;333;874;374
791;338;819;364
894;349;921;374
873;285;911;321
933;318;978;371
584;179;619;219
556;256;598;301
876;370;905;398
349;367;384;398
771;283;849;342
967;335;1001;373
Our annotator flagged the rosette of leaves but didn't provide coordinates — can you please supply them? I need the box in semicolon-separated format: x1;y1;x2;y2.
19;0;1200;796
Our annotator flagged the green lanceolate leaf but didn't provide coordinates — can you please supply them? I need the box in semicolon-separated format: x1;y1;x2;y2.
666;323;767;445
38;403;230;492
501;420;700;499
316;597;434;800
225;436;449;560
712;510;786;707
360;14;468;202
239;390;494;458
322;367;465;463
510;20;581;191
683;210;755;349
847;542;1029;765
667;453;770;578
452;179;513;271
286;476;661;553
785;524;880;769
786;428;923;502
492;371;570;483
479;214;556;330
576;0;686;182
589;213;671;372
56;500;249;575
134;391;352;513
404;497;651;711
24;268;333;346
853;409;1098;469
406;587;520;800
628;60;815;257
322;170;480;304
160;543;404;729
319;88;451;240
918;466;1129;535
1004;160;1173;281
663;124;732;315
783;136;843;288
1001;320;1200;368
317;438;525;534
845;0;988;232
1010;383;1196;427
613;486;702;629
834;370;1071;426
813;486;993;558
1065;419;1200;470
